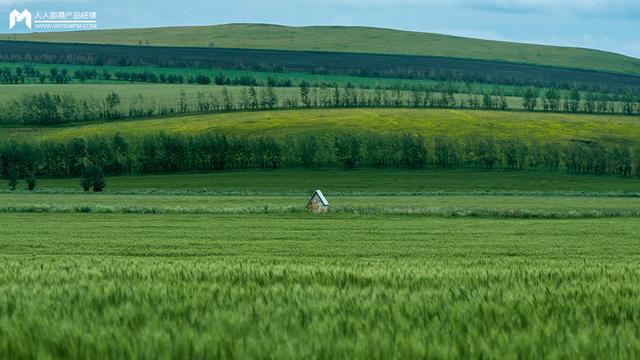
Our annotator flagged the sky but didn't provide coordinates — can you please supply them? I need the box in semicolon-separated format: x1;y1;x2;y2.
1;0;639;58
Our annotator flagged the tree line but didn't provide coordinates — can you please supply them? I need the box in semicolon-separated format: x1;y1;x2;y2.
2;133;639;179
2;42;638;92
2;84;640;125
4;64;640;100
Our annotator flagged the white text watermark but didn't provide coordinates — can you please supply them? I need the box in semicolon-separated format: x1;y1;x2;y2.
9;9;98;31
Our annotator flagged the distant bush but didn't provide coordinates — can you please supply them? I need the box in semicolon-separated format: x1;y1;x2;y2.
81;165;106;192
26;171;36;191
7;167;18;190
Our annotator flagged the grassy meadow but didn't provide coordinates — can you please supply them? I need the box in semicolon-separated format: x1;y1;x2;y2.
16;169;640;194
3;108;639;145
2;191;640;218
6;24;640;75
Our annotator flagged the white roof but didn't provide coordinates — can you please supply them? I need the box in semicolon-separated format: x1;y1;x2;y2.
313;190;329;206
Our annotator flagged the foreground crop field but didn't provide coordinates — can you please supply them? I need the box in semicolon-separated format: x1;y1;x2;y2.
2;171;640;358
2;212;640;358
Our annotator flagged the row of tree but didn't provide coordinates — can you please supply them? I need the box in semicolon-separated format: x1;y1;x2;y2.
1;48;636;93
4;64;640;102
1;133;639;179
3;84;640;125
524;87;640;115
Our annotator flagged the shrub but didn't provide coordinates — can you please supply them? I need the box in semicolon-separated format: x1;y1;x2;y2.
26;171;36;191
7;167;18;190
81;165;106;192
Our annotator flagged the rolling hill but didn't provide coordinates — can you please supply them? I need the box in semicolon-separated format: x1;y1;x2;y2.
4;23;640;76
3;108;639;145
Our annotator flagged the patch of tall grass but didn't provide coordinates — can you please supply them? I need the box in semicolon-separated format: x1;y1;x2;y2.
2;203;640;218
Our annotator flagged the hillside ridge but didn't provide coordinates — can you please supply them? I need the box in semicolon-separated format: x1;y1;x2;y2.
4;23;640;76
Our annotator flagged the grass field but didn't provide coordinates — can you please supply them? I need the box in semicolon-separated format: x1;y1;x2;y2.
5;24;640;75
3;108;639;145
17;169;640;194
2;192;640;218
2;213;640;357
2;169;640;357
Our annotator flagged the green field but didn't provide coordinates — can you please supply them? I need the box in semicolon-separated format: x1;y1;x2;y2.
2;169;640;357
2;213;640;357
15;169;640;194
3;108;639;145
2;191;640;218
5;24;640;75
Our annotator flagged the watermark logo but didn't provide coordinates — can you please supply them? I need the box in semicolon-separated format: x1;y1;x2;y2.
9;9;31;30
9;9;97;31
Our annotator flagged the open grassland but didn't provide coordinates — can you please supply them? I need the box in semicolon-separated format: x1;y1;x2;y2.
1;212;640;358
2;170;640;357
1;191;640;218
3;169;639;218
19;169;640;194
5;24;640;75
3;108;639;145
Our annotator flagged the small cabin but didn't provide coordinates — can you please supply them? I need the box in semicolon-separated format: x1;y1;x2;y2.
307;190;329;214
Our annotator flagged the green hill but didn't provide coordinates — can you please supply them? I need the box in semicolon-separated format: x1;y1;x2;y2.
4;23;640;76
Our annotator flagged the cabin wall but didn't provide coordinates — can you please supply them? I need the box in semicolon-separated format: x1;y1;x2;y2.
307;198;328;214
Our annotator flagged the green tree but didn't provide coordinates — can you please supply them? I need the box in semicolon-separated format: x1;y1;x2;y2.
335;134;361;169
543;88;560;112
248;86;258;110
583;92;596;113
299;80;311;107
332;85;341;107
266;85;278;109
522;87;538;111
622;89;635;115
401;134;427;168
221;87;233;111
26;171;36;191
7;166;18;190
482;92;493;109
568;88;581;113
105;92;121;120
635;146;640;178
498;93;508;110
81;165;106;192
179;90;188;113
